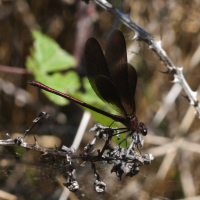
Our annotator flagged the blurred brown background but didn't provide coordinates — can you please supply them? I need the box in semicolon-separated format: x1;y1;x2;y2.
0;0;200;199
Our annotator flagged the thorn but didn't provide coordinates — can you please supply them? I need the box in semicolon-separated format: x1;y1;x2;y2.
182;94;190;102
71;147;75;153
6;133;12;139
33;135;40;147
132;32;139;40
124;9;131;19
33;135;37;142
191;91;197;98
156;40;162;49
177;67;183;72
190;101;195;106
172;76;180;83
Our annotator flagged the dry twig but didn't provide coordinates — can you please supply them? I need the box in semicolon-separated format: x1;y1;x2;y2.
0;112;153;192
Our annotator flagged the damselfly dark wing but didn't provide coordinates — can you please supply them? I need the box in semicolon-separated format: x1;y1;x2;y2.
94;75;127;116
28;30;140;130
105;30;127;71
84;36;126;115
84;30;137;116
105;62;137;115
106;30;137;115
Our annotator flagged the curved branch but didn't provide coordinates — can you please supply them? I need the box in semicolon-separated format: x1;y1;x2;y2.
91;0;200;117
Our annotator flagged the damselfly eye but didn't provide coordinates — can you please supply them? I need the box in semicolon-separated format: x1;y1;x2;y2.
139;122;147;136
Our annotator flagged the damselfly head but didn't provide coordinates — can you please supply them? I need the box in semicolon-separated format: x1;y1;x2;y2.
138;122;147;136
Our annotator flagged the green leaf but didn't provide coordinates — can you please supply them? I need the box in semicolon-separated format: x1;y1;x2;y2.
26;31;79;106
27;31;76;73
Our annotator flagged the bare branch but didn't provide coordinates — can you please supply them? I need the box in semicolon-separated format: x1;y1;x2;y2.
0;65;32;75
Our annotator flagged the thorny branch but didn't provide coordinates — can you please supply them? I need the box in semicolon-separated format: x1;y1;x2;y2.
0;112;153;192
87;0;200;117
